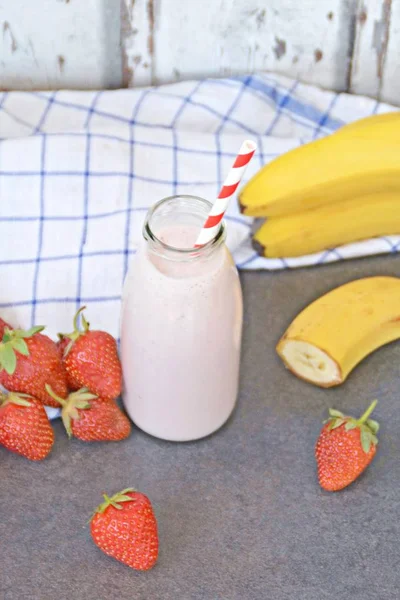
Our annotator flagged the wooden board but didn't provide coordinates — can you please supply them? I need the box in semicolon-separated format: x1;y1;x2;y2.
1;0;400;105
379;0;400;104
121;0;153;87
122;0;355;92
0;0;121;90
349;0;392;100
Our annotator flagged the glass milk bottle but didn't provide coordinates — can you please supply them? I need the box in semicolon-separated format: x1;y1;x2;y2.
120;195;243;442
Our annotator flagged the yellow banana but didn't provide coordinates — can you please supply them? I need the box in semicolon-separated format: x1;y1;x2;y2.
253;192;400;258
239;133;400;218
336;111;400;137
277;276;400;387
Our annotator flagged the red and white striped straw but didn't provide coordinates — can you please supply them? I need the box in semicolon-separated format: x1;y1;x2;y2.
195;140;257;247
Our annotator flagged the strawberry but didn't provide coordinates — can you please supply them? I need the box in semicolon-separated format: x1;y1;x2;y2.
0;317;9;339
0;325;68;407
90;488;158;570
315;400;379;492
0;392;54;460
46;385;131;442
57;337;81;389
58;306;122;401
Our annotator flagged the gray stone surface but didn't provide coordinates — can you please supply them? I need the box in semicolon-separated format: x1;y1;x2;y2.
1;255;400;600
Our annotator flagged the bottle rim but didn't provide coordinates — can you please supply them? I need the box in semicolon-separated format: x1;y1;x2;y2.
143;194;226;261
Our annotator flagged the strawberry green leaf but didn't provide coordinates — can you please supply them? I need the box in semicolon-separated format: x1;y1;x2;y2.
119;487;135;494
69;407;81;421
345;421;357;431
366;419;380;434
0;345;17;374
93;489;136;516
1;329;12;343
61;411;73;438
63;339;75;357
330;418;345;430
12;338;29;356
15;326;44;338
72;392;98;402
73;399;92;410
81;312;90;332
8;393;31;407
360;429;372;453
45;384;68;410
328;408;344;418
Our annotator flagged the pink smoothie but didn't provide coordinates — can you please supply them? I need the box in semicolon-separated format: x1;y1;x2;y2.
121;224;243;441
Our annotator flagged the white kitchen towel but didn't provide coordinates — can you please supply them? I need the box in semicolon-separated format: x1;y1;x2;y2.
0;73;399;341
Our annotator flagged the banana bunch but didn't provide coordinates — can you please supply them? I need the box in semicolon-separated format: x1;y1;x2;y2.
277;276;400;387
239;112;400;258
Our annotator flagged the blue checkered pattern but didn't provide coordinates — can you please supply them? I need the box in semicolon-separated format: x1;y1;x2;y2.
1;73;399;340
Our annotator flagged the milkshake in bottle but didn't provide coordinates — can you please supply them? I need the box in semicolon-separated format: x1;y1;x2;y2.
121;195;243;441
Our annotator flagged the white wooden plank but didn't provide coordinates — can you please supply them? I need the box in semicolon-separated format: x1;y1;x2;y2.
145;0;355;91
0;0;121;90
121;0;153;87
379;0;400;104
349;0;392;100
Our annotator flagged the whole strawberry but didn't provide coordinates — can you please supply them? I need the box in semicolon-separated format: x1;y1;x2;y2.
90;488;158;570
58;307;122;400
46;385;131;442
0;392;54;460
0;325;68;407
315;400;379;492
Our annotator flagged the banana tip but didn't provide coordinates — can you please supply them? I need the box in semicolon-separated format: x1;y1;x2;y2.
252;237;266;257
238;195;247;214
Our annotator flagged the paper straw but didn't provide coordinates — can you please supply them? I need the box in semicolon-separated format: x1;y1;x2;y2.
195;140;257;247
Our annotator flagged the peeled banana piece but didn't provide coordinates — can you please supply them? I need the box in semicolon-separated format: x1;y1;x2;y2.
253;191;400;258
277;276;400;387
239;124;400;217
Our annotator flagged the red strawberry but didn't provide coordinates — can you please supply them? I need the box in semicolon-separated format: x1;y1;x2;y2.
315;400;379;492
0;325;68;407
57;337;81;389
58;307;122;401
0;317;9;339
46;385;131;442
0;392;54;460
90;488;158;571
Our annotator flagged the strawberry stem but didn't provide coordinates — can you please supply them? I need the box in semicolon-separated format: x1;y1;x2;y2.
49;387;97;438
73;306;87;332
45;384;67;407
357;400;378;426
91;488;136;518
58;306;90;357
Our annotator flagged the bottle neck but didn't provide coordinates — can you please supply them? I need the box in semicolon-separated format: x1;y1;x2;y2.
143;195;226;263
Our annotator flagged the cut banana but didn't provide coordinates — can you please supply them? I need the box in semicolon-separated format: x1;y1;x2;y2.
277;276;400;387
279;340;341;386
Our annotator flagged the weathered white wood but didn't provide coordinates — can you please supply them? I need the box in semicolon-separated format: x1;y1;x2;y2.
0;0;122;90
131;0;356;91
1;0;400;105
379;0;400;104
349;0;392;100
121;0;153;87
